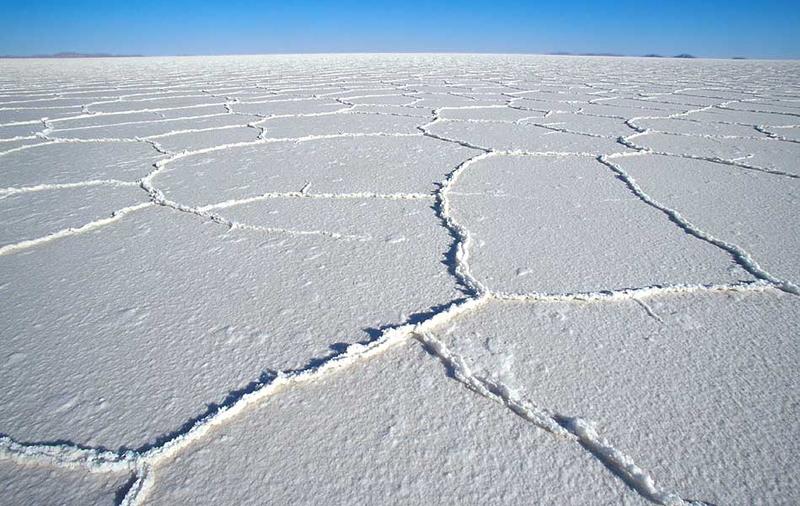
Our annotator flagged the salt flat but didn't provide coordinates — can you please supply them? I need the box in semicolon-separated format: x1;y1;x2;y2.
0;54;798;505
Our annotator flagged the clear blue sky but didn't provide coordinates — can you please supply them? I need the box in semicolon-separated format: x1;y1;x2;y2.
1;0;798;59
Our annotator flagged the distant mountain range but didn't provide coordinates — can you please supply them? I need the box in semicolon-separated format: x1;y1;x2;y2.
551;52;703;59
0;52;142;59
0;51;748;60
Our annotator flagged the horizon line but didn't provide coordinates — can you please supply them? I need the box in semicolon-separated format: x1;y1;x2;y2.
2;50;799;61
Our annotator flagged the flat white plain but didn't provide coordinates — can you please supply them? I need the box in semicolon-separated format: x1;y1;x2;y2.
0;54;798;505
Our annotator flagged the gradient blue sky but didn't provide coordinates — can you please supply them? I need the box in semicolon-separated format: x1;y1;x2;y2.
1;0;798;59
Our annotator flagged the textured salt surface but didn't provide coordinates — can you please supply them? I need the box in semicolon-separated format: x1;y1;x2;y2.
0;54;798;505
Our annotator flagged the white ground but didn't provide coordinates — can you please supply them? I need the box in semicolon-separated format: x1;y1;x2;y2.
0;54;798;505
